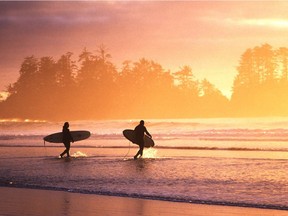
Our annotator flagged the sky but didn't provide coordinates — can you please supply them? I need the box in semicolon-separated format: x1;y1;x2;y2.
1;1;288;98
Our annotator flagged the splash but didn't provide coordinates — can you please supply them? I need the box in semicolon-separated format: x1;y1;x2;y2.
71;151;87;158
143;148;158;159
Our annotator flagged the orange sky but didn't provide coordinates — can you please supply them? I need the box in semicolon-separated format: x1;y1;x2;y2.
1;1;288;98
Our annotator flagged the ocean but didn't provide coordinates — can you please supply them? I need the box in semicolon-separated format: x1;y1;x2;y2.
1;118;288;210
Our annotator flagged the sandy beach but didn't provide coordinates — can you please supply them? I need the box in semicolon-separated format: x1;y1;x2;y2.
1;187;287;216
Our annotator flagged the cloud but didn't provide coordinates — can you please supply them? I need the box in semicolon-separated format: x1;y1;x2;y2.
235;19;288;28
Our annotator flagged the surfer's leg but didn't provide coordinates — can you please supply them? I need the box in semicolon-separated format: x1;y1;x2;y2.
134;141;144;159
66;148;70;157
60;149;67;158
139;143;144;157
66;143;71;157
134;148;141;159
60;142;70;158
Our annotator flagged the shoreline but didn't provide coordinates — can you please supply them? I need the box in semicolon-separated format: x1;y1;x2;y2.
2;184;288;211
1;186;288;216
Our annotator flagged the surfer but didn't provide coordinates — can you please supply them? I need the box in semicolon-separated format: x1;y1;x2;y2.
134;120;152;160
60;122;74;158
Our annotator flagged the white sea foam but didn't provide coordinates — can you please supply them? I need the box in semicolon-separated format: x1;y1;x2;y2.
143;148;158;159
71;151;88;158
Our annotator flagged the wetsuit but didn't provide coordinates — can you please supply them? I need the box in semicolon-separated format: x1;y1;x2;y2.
60;127;73;157
134;123;151;159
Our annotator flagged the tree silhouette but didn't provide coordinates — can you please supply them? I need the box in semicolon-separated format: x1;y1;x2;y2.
56;52;76;88
8;56;38;96
117;58;176;118
172;65;200;117
5;56;40;117
199;79;229;116
0;46;230;120
276;47;288;82
173;65;198;94
76;47;118;118
231;44;288;116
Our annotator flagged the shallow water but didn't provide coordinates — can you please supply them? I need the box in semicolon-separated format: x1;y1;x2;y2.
1;118;288;210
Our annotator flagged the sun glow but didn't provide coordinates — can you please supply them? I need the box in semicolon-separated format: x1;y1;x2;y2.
2;2;288;119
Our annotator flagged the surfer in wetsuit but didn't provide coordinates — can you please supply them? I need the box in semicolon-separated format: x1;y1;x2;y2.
60;122;74;158
134;120;152;160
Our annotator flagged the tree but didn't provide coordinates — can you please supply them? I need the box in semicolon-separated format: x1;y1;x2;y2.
276;47;288;82
56;52;76;88
8;56;38;96
117;58;175;118
231;44;288;116
253;44;276;85
76;47;118;118
172;65;200;117
173;65;198;95
199;79;229;116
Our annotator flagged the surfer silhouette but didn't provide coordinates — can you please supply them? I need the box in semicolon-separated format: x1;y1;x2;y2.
60;122;74;158
134;120;152;160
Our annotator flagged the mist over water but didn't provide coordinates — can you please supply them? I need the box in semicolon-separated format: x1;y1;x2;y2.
1;117;288;151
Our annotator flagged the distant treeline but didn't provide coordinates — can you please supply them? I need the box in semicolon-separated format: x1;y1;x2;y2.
0;44;288;120
232;44;288;116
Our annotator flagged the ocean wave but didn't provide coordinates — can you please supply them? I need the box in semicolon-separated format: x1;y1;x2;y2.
1;144;287;152
2;133;288;145
1;118;288;141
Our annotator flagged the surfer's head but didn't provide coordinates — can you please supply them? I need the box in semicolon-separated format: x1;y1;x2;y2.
63;122;69;128
140;120;144;125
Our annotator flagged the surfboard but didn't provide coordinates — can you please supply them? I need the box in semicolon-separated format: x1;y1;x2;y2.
123;129;155;148
43;130;91;143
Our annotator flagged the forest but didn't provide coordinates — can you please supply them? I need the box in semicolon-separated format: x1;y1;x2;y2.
0;44;288;120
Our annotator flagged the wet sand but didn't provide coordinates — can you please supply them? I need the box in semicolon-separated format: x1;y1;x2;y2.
1;187;287;216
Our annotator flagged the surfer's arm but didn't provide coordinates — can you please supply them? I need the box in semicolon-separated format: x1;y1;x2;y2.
145;128;152;138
